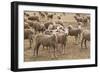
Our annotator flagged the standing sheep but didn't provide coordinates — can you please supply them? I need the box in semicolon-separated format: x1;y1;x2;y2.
44;22;53;29
33;33;57;57
52;28;68;54
56;32;68;54
27;21;46;33
81;30;90;49
24;22;30;29
67;24;82;44
24;29;35;49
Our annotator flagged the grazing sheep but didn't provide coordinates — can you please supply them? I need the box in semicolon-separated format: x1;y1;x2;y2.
27;21;45;33
81;30;90;49
33;33;57;57
74;15;88;26
68;24;82;44
28;16;40;22
24;29;35;49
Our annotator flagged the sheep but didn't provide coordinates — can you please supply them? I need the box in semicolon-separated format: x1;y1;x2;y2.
82;16;89;26
24;16;28;22
28;16;40;22
45;25;68;54
24;22;30;29
51;28;68;54
33;33;57;57
67;24;82;44
24;29;35;49
74;15;83;22
74;15;88;26
48;24;57;30
44;29;53;35
44;22;53;29
81;30;90;49
55;32;68;54
24;12;30;17
47;14;54;20
38;12;46;18
57;25;64;31
48;24;54;30
57;16;61;19
55;21;64;26
27;21;46;33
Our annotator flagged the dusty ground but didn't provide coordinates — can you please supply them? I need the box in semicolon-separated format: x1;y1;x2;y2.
24;37;90;62
24;12;90;62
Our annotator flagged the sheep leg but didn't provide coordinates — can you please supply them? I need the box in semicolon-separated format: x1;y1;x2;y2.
36;48;39;56
29;39;33;49
47;47;51;55
84;40;87;49
54;48;56;58
29;39;31;49
33;46;36;56
34;43;40;56
54;47;57;58
78;34;81;43
81;38;84;49
33;45;37;56
62;45;65;55
75;36;78;44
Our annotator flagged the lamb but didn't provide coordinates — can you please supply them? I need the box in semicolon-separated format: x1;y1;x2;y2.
67;24;82;44
33;33;57;57
81;30;90;49
24;29;35;49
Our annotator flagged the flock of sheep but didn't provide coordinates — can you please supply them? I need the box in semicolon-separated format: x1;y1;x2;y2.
24;11;90;58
